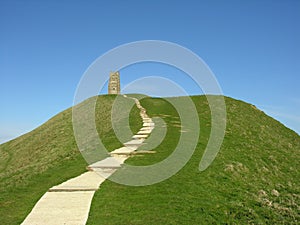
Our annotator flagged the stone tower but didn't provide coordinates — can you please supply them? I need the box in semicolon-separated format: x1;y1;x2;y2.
108;71;120;94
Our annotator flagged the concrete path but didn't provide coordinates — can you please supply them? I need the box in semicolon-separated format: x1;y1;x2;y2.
22;171;106;225
21;95;154;225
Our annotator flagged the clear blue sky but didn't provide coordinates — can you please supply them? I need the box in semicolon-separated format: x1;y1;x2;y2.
1;0;299;143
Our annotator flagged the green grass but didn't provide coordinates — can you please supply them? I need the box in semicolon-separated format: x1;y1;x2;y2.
86;96;300;224
0;155;86;224
0;95;299;224
0;94;142;225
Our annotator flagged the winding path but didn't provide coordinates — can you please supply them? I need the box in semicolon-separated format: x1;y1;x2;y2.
21;95;154;225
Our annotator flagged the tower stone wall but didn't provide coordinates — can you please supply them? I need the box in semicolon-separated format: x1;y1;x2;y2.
108;71;120;94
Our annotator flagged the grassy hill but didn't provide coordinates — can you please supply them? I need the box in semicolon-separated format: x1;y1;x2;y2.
1;95;299;224
0;95;142;224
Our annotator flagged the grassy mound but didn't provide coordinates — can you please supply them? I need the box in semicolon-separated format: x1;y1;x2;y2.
0;95;142;225
87;96;300;224
0;95;299;224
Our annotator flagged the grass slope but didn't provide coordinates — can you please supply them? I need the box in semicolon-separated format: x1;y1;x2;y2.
0;95;299;224
86;96;300;224
0;95;142;225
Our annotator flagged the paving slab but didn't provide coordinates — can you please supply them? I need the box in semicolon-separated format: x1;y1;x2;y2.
22;171;110;225
21;191;95;225
124;139;145;146
143;122;155;127
137;130;152;135
49;171;106;192
88;157;122;169
110;146;135;155
132;134;148;139
140;127;153;131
